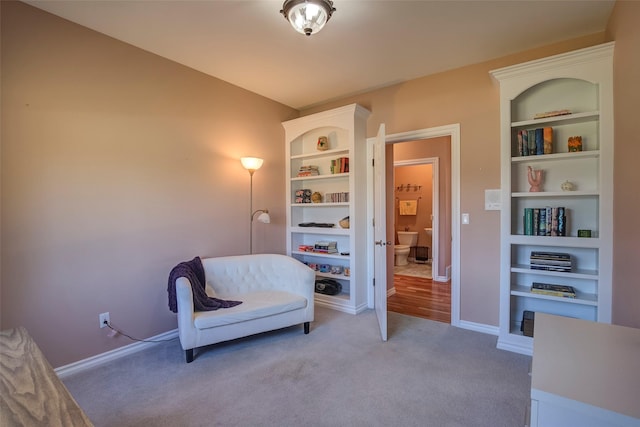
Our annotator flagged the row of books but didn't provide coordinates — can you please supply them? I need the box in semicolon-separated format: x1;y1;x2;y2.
325;192;349;203
331;157;349;174
530;251;572;272
297;165;319;177
516;127;553;156
530;282;576;298
524;207;566;236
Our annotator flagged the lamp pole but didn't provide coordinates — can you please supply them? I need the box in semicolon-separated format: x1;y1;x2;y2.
249;168;255;254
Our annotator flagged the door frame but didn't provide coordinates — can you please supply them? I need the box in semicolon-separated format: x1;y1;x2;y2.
367;123;461;327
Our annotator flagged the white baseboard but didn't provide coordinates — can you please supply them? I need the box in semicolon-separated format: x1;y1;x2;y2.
458;320;499;336
55;329;178;379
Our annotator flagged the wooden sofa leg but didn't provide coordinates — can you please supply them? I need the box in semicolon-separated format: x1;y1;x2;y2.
186;348;194;363
304;322;310;334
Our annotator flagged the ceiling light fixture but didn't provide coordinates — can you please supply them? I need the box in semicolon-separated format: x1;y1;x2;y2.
280;0;335;37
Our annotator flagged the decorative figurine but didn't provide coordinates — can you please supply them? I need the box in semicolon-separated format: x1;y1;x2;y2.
317;136;328;151
311;191;323;203
528;166;543;192
561;180;576;191
568;136;583;152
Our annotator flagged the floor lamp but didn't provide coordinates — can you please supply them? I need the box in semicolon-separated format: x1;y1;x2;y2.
241;157;271;254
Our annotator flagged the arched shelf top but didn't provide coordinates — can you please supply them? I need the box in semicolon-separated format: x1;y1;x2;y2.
285;125;350;144
511;78;599;124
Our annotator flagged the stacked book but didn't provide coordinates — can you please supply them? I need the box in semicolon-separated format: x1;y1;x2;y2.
530;282;576;298
297;165;319;177
530;251;572;272
314;241;338;254
331;157;349;174
524;207;566;236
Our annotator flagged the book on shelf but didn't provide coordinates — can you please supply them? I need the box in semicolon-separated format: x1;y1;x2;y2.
297;165;319;177
535;128;544;155
314;241;338;253
528;129;536;156
530;251;571;260
530;282;576;298
538;208;546;236
522;207;566;236
331;157;349;174
530;251;572;272
521;130;529;156
533;109;571;119
524;208;534;235
515;127;553;156
543;127;553;154
530;264;572;272
557;207;566;236
325;192;349;203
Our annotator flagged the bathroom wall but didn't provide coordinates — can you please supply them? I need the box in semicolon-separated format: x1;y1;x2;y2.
394;164;433;250
393;137;452;278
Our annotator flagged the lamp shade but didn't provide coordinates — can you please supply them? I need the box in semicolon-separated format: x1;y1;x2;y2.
241;157;264;171
281;0;335;36
256;211;271;224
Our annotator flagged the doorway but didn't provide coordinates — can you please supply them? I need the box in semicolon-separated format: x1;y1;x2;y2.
367;124;460;330
389;144;450;323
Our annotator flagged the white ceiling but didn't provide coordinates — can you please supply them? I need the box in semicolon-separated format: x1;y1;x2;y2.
25;0;615;110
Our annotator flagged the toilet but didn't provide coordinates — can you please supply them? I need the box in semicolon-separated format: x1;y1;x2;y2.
395;231;418;266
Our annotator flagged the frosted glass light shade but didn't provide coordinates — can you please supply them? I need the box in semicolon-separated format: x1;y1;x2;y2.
281;0;335;36
241;157;264;171
256;212;271;224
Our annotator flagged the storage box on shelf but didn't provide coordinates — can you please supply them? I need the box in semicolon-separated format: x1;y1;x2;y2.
491;43;613;355
283;104;371;314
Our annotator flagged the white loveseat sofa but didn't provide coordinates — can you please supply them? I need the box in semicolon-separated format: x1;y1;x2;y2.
175;254;315;362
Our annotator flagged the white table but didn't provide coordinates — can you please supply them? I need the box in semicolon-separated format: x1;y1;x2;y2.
530;313;640;427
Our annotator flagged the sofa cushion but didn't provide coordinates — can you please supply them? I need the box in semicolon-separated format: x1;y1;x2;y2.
193;291;307;329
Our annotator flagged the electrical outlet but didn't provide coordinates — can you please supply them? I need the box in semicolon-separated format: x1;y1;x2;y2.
99;312;110;328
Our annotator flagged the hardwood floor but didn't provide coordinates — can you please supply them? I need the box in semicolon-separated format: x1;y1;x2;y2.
388;274;451;323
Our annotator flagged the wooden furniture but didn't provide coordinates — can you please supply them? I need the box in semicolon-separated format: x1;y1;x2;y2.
0;327;93;426
282;104;370;314
529;313;640;427
491;42;614;355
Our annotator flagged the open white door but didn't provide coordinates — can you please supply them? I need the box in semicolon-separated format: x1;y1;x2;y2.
373;123;388;341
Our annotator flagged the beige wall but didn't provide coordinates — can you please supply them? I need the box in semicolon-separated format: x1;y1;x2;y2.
0;1;297;367
303;33;618;327
304;7;640;329
606;1;640;328
2;1;638;368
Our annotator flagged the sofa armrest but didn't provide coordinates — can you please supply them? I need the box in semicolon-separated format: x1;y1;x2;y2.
175;277;197;350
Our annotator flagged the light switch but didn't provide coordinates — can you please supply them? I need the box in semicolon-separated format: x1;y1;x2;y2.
462;213;470;224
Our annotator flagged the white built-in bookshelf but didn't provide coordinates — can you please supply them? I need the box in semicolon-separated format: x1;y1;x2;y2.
491;43;614;355
282;104;371;314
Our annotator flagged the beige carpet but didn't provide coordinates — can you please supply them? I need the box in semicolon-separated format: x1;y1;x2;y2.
62;307;531;427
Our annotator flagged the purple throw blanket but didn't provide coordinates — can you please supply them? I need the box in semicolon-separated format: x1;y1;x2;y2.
167;256;242;313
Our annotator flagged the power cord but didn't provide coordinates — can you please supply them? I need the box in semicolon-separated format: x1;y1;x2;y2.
102;320;177;343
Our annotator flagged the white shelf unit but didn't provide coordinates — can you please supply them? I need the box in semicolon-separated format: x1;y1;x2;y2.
491;43;614;355
282;104;371;314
